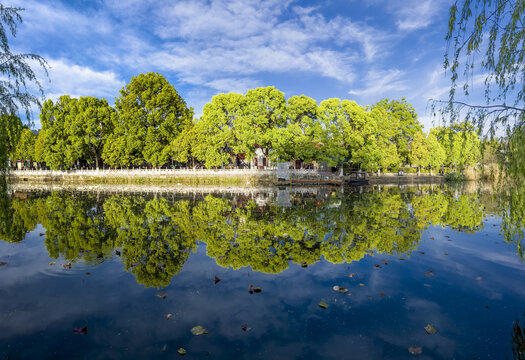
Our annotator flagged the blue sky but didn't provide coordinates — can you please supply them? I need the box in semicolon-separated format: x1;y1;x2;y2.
7;0;462;129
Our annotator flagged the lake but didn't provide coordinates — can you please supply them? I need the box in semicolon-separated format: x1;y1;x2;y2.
1;184;524;359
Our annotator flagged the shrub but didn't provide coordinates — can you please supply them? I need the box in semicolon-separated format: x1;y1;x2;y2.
445;171;466;182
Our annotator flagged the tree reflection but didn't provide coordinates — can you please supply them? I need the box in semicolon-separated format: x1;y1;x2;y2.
0;186;516;287
512;312;525;360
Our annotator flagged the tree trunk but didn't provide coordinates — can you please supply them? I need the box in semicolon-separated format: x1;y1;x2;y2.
418;167;420;176
430;168;433;176
339;161;344;177
377;169;380;177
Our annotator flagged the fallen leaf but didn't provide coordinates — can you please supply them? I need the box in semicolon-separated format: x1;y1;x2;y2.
398;257;405;260
380;259;389;265
156;292;168;299
424;324;436;334
408;346;422;355
241;324;247;331
177;348;187;356
424;270;435;277
166;314;173;320
73;326;88;335
348;273;356;278
162;344;167;352
85;272;91;275
476;276;482;281
190;325;209;335
62;263;72;269
252;287;262;293
39;233;45;237
444;253;449;255
484;305;490;309
48;261;56;265
318;301;329;309
214;276;221;284
333;285;340;291
430;237;435;240
380;292;386;297
0;261;9;266
374;264;381;268
418;251;425;255
424;284;432;287
359;283;365;287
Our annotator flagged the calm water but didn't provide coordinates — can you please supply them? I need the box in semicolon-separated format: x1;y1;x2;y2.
0;185;524;359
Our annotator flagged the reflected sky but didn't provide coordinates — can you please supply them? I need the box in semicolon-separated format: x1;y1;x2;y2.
0;185;524;359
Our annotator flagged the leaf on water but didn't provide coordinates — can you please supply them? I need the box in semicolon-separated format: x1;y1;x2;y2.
424;270;435;277
214;276;221;284
85;272;91;275
476;276;482;281
72;326;88;335
359;283;365;287
444;253;449;255
62;263;72;269
156;292;168;299
48;262;56;265
445;235;450;238
249;285;254;294
338;287;348;294
348;273;356;278
431;237;435;240
380;292;386;297
398;258;405;261
375;264;381;268
424;284;432;287
0;262;7;267
252;287;262;293
380;259;389;265
424;324;436;334
333;285;340;291
241;324;247;331
166;313;173;320
418;251;425;255
162;344;167;352
318;301;329;309
408;346;422;355
177;348;187;356
190;325;209;335
39;233;45;237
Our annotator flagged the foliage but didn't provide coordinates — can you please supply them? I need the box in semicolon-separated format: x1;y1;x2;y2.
0;114;22;167
442;0;525;127
103;73;193;168
445;171;467;182
15;128;36;162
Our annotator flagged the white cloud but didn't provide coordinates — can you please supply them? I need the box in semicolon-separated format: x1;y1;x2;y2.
348;69;407;97
395;0;452;31
42;59;125;102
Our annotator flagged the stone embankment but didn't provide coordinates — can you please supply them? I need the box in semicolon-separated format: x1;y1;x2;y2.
8;168;445;186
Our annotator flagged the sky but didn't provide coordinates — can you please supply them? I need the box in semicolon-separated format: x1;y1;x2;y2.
6;0;461;130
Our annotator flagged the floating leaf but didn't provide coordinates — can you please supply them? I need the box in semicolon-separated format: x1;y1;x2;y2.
476;276;482;281
339;287;348;294
333;285;340;291
48;261;56;265
190;325;209;335
398;258;405;261
214;276;221;284
73;326;88;335
424;284;432;287
380;259;389;265
418;251;425;255
0;261;9;266
39;233;45;237
62;263;72;269
359;283;365;287
380;292;386;297
156;292;168;299
177;348;186;356
408;346;422;355
166;314;173;320
318;302;329;309
252;287;262;293
424;270;435;277
348;273;356;278
249;285;254;294
85;272;91;275
444;253;449;255
374;264;381;268
162;344;167;352
241;324;247;331
424;324;436;334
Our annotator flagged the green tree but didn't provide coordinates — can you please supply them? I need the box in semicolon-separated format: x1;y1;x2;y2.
432;121;481;167
15;128;36;164
409;131;430;175
193;92;243;168
103;73;193;168
0;114;22;168
237;86;287;160
441;0;525;127
373;98;422;164
70;97;116;169
369;106;401;174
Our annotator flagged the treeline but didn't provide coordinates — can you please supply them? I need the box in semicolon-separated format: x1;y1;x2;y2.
2;72;485;172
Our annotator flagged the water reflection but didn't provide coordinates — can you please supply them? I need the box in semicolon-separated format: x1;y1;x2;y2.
0;185;513;288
